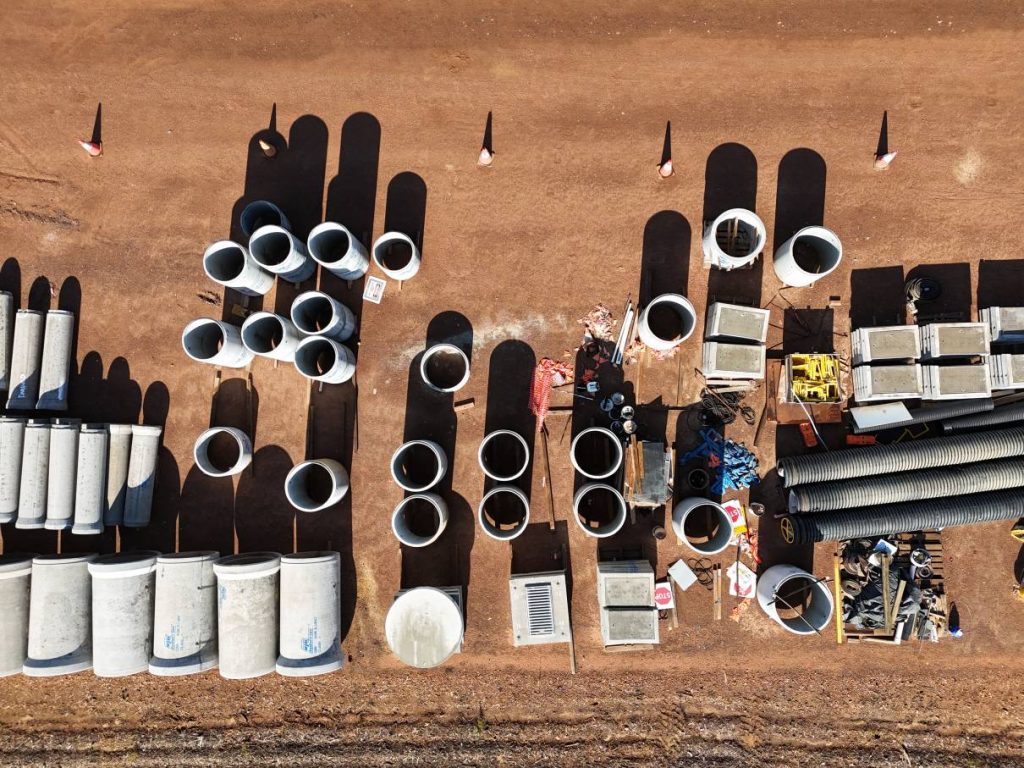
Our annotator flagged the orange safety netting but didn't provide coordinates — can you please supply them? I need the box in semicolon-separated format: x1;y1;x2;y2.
530;358;573;432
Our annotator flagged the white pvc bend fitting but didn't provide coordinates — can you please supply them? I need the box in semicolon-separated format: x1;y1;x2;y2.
193;427;253;477
307;222;369;281
773;226;843;287
284;459;350;512
637;294;697;351
477;485;530;541
249;224;315;283
392;492;449;547
390;439;447;492
371;231;421;281
202;240;274;297
182;318;254;369
419;343;470;394
572;483;627;538
290;291;357;342
293;336;356;384
570;427;623;480
240;311;301;362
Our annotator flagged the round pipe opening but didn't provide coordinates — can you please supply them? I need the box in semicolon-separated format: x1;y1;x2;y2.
390;440;446;491
295;338;336;377
194;427;251;477
250;228;292;267
392;493;447;547
639;294;697;350
570;427;623;480
478;486;529;541
715;217;759;258
420;344;470;393
672;498;733;555
240;201;288;237
285;460;348;512
789;227;843;281
379;239;413;272
703;208;767;270
573;483;627;538
241;314;285;354
203;242;247;282
757;565;835;635
182;320;225;362
477;430;530;481
291;294;335;334
308;226;351;266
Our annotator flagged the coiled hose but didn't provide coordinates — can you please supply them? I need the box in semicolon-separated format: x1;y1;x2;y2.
788;458;1024;513
782;488;1024;544
942;402;1024;434
776;427;1024;488
852;399;993;434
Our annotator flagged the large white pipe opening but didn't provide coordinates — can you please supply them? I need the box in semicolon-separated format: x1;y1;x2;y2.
284;459;350;512
37;310;75;411
45;418;79;531
294;336;356;384
0;554;34;677
239;200;290;238
23;554;96;677
385;587;463;669
104;424;132;526
701;208;767;271
16;419;50;530
0;417;26;524
420;343;470;394
202;240;275;297
193;427;252;478
240;311;301;362
290;291;357;342
773;226;843;287
477;485;530;541
6;310;44;410
756;564;835;636
637;294;697;351
392;493;449;547
0;290;14;392
371;231;421;281
150;551;219;676
277;552;344;677
307;222;369;281
477;430;530;482
249;224;315;283
72;424;108;536
182;318;254;369
672;497;734;555
390;439;447;492
89;551;159;677
570;427;623;480
573;483;627;538
213;552;281;679
124;425;162;528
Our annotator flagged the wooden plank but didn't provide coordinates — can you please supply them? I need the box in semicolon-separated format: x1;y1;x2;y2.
833;552;844;645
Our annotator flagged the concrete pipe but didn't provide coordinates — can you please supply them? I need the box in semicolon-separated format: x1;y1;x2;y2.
637;294;697;351
72;424;109;535
756;564;834;636
45;418;80;531
16;419;50;530
0;417;26;524
89;551;159;677
672;498;734;555
284;459;350;512
293;336;356;384
371;231;421;281
773;226;843;287
36;309;74;411
0;554;34;677
420;343;470;394
570;427;623;480
307;222;370;281
123;425;162;528
6;309;44;410
702;208;767;270
181;318;254;369
202;240;275;297
23;554;96;677
573;483;627;538
477;429;530;482
391;492;449;547
477;485;530;541
104;424;132;526
213;552;281;680
0;290;13;392
290;291;357;342
390;439;448;492
150;551;219;676
239;200;290;238
249;224;315;283
193;427;252;478
385;587;464;669
277;551;344;677
240;311;301;362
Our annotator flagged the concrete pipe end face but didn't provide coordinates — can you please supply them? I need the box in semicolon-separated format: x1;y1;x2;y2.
385;587;464;669
570;427;624;480
572;483;628;538
392;493;448;547
420;344;471;394
193;427;253;477
638;294;698;351
390;440;447;492
240;312;298;360
372;231;421;280
775;226;843;287
294;336;355;384
213;552;282;579
672;498;734;556
285;460;350;513
705;208;767;269
477;485;530;541
88;550;160;578
240;201;289;238
477;430;530;482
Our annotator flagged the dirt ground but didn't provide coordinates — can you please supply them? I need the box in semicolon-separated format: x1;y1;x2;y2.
2;1;1024;765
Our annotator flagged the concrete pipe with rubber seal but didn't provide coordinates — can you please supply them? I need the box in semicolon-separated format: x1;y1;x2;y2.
307;222;369;281
478;485;530;541
290;291;357;342
573;483;627;538
193;427;253;478
372;231;421;281
284;459;350;512
202;240;274;297
420;343;470;394
570;427;623;480
390;439;447;492
392;492;448;547
293;336;356;384
239;200;290;238
249;224;315;283
477;429;530;481
182;318;254;369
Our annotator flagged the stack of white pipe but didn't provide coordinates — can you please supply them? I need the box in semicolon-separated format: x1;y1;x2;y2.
4;306;76;412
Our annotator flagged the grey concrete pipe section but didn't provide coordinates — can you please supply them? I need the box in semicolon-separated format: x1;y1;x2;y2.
570;427;624;480
756;564;834;635
193;427;252;477
572;483;628;538
477;485;530;541
0;417;26;524
202;240;275;297
213;553;281;679
182;318;254;369
293;336;356;384
73;424;108;535
36;309;74;410
284;459;350;512
45;418;80;531
123;425;162;528
0;290;13;392
16;419;50;530
307;222;370;281
239;200;290;238
240;311;302;362
89;551;158;677
390;439;448;492
6;310;44;410
477;430;530;482
0;554;34;677
772;226;843;287
290;291;357;342
371;231;421;281
23;554;96;677
150;551;219;676
672;497;734;555
249;225;315;283
392;493;449;547
420;343;471;393
277;552;343;677
104;424;132;525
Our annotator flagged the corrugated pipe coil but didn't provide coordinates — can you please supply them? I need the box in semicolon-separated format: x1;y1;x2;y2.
852;399;994;434
942;402;1024;434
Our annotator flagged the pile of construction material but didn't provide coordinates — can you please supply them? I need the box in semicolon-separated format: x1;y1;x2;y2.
702;302;769;383
1;294;75;411
678;428;758;494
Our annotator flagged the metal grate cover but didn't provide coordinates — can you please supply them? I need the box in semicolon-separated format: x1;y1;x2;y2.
525;582;555;636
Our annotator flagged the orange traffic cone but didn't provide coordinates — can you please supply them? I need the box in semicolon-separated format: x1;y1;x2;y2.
658;158;674;178
478;147;494;167
874;150;897;171
258;139;277;158
78;139;102;157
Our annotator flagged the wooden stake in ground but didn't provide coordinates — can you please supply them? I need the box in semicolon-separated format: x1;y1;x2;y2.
713;564;723;620
833;551;845;644
882;554;893;633
541;424;557;530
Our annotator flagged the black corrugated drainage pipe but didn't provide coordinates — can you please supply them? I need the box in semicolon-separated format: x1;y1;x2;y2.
852;399;993;434
941;402;1024;434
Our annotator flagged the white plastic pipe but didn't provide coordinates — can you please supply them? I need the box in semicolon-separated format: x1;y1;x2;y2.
89;551;158;677
0;554;33;677
307;222;369;281
240;311;301;362
390;439;447;492
124;425;162;528
701;208;767;270
193;427;252;477
213;553;281;679
290;291;357;342
477;430;530;482
23;554;96;677
249;224;315;283
240;200;290;238
756;564;835;636
293;336;356;384
371;231;421;281
72;424;108;535
637;294;697;351
277;551;343;677
773;226;843;287
104;424;132;526
36;309;74;411
16;419;49;530
0;416;26;524
671;497;734;555
572;483;627;538
6;309;44;410
181;318;254;369
202;240;275;297
570;427;624;480
392;492;449;547
477;485;530;541
284;459;350;512
45;418;80;531
150;551;219;676
0;290;13;392
420;343;470;394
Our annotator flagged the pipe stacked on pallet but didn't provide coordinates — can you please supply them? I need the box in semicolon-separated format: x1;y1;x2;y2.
778;427;1024;543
